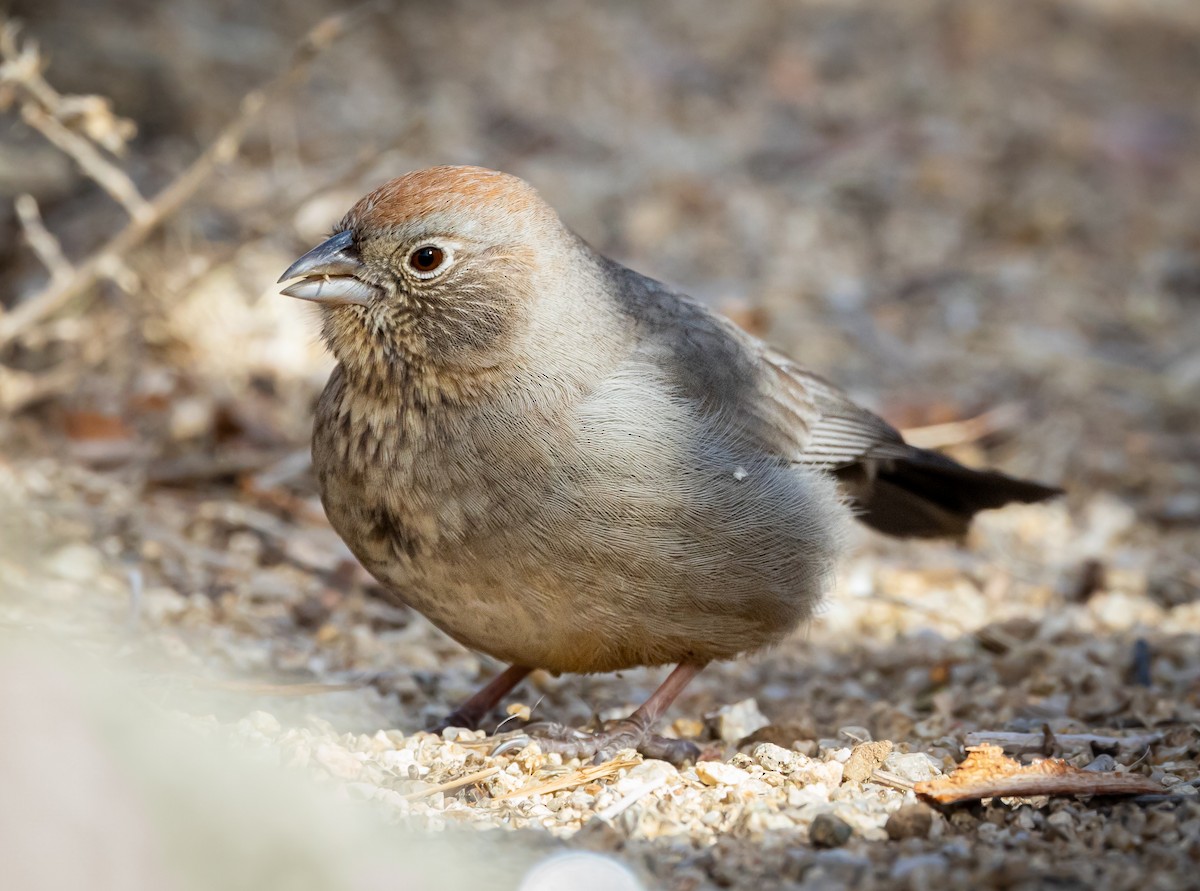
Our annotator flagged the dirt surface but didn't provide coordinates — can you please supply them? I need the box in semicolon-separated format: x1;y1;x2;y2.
2;1;1199;888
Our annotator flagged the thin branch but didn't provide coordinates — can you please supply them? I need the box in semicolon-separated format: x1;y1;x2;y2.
0;4;378;349
14;194;73;282
900;403;1026;450
491;756;640;802
402;766;503;801
915;745;1162;804
21;104;152;221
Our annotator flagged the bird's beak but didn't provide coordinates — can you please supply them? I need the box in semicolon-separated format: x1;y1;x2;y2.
278;230;379;307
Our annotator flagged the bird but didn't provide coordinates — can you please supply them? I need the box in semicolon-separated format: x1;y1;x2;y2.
279;165;1060;763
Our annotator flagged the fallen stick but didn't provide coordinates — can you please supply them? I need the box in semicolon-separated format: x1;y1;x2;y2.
491;756;640;802
916;745;1162;804
402;766;503;801
899;403;1026;450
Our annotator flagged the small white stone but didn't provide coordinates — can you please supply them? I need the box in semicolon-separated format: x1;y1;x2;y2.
519;852;645;891
753;742;803;774
708;699;770;743
884;752;942;783
614;759;678;794
696;761;751;787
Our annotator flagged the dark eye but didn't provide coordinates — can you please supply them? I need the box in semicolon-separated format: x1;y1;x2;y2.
409;245;445;274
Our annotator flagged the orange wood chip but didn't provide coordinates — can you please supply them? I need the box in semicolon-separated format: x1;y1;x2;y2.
915;745;1163;804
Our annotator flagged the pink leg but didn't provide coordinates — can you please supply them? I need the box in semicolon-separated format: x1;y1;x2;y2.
430;664;532;732
624;662;706;729
493;661;708;765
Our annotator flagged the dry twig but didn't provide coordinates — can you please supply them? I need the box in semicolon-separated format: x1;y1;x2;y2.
900;403;1026;450
491;755;640;802
402;766;503;801
0;5;377;348
915;744;1163;804
19;104;152;221
14;194;72;283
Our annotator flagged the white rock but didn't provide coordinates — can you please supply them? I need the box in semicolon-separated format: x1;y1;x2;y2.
696;761;751;787
519;852;645;891
708;699;770;742
614;759;677;794
884;752;942;782
753;742;804;774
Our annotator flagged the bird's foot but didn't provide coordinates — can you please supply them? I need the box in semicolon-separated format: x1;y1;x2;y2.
491;719;700;766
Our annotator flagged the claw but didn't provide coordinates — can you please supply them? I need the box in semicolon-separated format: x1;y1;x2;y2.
490;735;532;757
487;719;701;766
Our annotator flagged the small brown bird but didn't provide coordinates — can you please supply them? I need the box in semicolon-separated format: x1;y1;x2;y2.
280;166;1059;762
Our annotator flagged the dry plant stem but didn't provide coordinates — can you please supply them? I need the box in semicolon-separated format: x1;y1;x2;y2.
0;22;135;154
21;105;151;222
402;765;502;801
434;664;534;731
899;403;1025;450
870;769;917;792
491;756;639;802
915;745;1163;804
0;4;378;348
14;194;72;283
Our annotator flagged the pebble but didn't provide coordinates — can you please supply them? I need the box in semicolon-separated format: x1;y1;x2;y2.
843;740;894;784
708;699;771;743
614;759;678;793
519;852;646;891
883;752;942;783
885;804;934;840
696;761;751;787
809;812;854;848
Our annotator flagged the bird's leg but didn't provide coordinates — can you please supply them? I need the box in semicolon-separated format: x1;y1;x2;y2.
492;661;708;765
428;664;533;732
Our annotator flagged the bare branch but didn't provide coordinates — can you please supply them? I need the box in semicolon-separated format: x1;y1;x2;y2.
0;4;377;348
915;744;1163;804
20;105;152;221
14;194;73;282
900;403;1027;450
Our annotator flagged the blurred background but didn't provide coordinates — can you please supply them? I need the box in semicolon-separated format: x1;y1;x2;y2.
1;1;1198;889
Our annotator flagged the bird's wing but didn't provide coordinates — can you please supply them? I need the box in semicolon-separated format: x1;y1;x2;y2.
753;346;912;469
600;256;907;469
598;257;1059;538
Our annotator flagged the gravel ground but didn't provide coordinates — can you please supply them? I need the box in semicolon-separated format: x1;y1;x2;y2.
2;1;1199;888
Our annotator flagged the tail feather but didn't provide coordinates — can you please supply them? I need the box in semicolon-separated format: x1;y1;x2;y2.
841;447;1063;538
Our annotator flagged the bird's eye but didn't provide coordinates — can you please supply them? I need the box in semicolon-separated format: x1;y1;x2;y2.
409;245;446;274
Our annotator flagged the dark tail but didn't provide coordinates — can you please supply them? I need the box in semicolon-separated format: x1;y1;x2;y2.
842;447;1063;538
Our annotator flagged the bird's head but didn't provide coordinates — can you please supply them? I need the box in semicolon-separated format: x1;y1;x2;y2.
279;166;567;380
